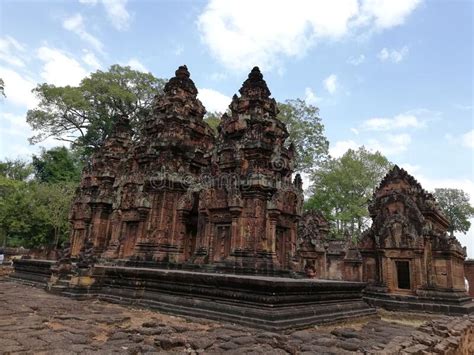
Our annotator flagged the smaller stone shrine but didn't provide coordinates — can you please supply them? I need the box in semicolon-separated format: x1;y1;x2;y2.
359;165;474;314
297;210;363;281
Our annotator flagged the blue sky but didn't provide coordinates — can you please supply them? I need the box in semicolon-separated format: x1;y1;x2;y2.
0;0;473;254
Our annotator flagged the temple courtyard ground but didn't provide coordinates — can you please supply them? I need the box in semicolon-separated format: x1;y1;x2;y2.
1;277;473;354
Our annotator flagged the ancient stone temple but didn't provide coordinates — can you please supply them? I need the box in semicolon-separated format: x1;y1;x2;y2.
359;165;474;313
15;66;376;330
68;65;304;276
192;67;303;274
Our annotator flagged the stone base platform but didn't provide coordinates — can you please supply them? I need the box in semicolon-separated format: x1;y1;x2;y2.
88;266;377;330
10;259;55;286
10;259;376;331
364;286;474;315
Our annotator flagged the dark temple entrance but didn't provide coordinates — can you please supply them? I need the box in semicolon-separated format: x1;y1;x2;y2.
396;260;411;289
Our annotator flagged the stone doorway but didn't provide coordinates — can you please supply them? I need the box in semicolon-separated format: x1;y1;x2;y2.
395;260;411;290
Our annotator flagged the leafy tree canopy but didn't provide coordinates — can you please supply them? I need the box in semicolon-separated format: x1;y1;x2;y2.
306;146;392;238
0;179;75;248
27;65;166;158
0;159;33;181
433;188;474;236
203;111;221;134
32;147;83;183
277;99;329;173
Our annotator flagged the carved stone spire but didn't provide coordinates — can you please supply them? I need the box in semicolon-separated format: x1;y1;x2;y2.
377;165;423;193
163;65;198;97
239;66;271;99
151;65;206;119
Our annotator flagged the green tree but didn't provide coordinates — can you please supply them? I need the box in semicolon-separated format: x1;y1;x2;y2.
0;159;33;181
32;147;82;183
27;65;166;157
0;179;43;248
277;99;329;173
0;179;75;248
306;147;392;238
204;111;221;134
433;188;474;237
34;182;76;248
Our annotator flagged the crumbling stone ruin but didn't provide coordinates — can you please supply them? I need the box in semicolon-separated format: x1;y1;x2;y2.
359;165;473;313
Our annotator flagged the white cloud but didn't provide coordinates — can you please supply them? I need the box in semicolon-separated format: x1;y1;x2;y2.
330;133;412;158
366;133;411;155
63;14;104;54
445;130;474;150
37;47;88;86
102;0;131;31
304;87;322;105
378;46;409;63
361;113;425;131
385;133;411;152
454;104;472;111
0;36;26;67
197;0;421;71
461;130;474;149
339;109;436;158
197;88;231;113
329;139;360;158
82;50;101;68
174;45;184;56
0;112;30;137
210;72;228;81
125;58;148;72
361;0;422;29
399;163;421;175
0;112;34;159
378;48;389;60
78;0;131;31
0;111;66;160
324;74;338;94
347;54;365;66
0;67;38;108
